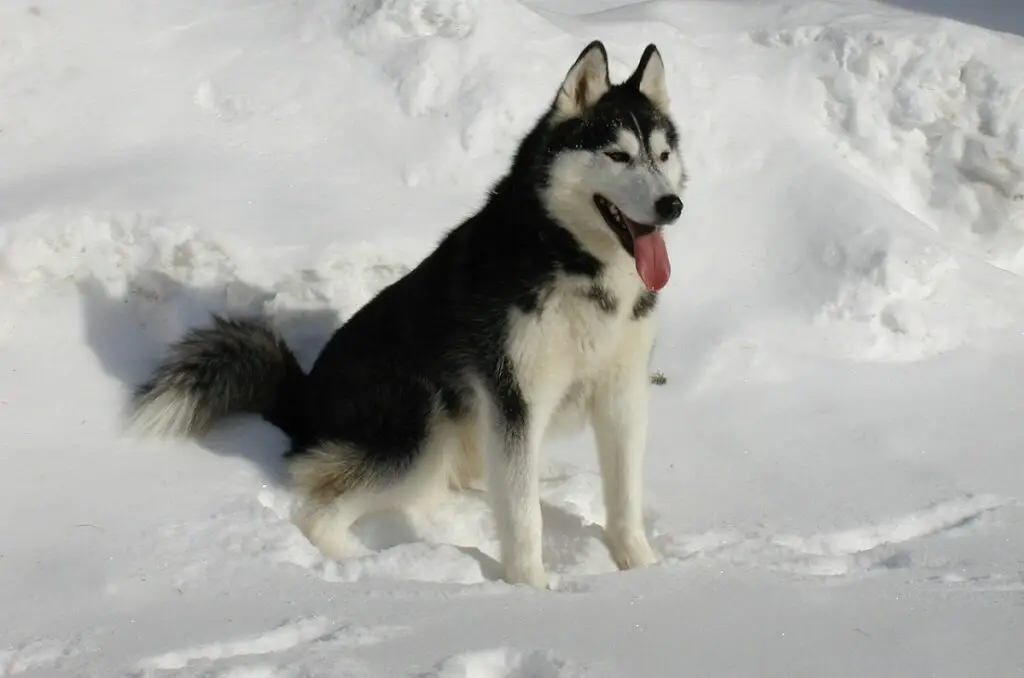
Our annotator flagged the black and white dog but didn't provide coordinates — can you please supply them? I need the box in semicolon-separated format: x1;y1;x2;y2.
128;41;686;588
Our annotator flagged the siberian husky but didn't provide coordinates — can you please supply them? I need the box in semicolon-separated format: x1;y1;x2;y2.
128;40;687;588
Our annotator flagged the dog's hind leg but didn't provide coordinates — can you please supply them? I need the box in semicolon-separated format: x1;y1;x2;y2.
287;443;379;560
447;418;486;492
287;431;457;560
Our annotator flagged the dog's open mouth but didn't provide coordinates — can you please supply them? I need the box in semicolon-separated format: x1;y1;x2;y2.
594;195;671;292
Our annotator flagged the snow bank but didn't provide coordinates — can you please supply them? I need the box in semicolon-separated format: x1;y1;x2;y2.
754;21;1024;271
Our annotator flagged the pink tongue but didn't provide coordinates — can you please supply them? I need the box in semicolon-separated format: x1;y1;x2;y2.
634;231;671;291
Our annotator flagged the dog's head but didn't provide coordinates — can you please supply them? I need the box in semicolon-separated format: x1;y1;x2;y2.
535;41;685;292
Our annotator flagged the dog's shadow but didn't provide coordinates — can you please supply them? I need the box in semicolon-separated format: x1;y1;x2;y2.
78;271;618;583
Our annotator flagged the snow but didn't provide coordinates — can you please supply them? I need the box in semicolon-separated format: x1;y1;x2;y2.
2;0;1024;675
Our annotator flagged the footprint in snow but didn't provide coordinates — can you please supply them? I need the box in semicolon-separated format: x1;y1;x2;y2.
420;648;597;678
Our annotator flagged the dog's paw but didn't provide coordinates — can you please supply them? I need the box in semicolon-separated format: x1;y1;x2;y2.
502;560;551;589
292;504;353;562
606;528;658;571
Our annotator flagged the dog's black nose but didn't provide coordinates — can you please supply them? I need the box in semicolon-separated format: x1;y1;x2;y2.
655;195;683;222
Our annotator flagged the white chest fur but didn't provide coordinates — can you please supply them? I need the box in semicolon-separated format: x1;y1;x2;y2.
504;265;657;433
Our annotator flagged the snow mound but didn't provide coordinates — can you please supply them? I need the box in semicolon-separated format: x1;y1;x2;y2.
753;23;1024;271
326;0;563;165
0;209;422;374
811;226;1014;361
0;210;235;292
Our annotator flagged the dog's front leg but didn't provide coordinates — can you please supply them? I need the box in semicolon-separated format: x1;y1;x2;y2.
591;359;658;571
484;417;548;588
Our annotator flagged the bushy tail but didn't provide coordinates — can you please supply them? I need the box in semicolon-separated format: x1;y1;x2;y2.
126;315;305;440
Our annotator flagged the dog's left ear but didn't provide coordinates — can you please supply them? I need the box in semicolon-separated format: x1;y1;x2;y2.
627;44;669;111
554;40;611;120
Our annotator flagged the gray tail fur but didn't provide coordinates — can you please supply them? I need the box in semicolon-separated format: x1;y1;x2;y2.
126;315;305;440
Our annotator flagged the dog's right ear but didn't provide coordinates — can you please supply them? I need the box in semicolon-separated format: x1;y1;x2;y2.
626;44;669;111
553;40;611;120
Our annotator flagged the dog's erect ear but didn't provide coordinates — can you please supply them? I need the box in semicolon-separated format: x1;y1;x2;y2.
627;44;669;111
554;40;611;120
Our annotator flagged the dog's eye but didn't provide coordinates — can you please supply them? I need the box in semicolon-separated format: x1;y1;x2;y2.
659;151;670;162
605;151;631;164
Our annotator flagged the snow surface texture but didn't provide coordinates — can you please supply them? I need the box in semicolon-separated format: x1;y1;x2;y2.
2;0;1024;676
